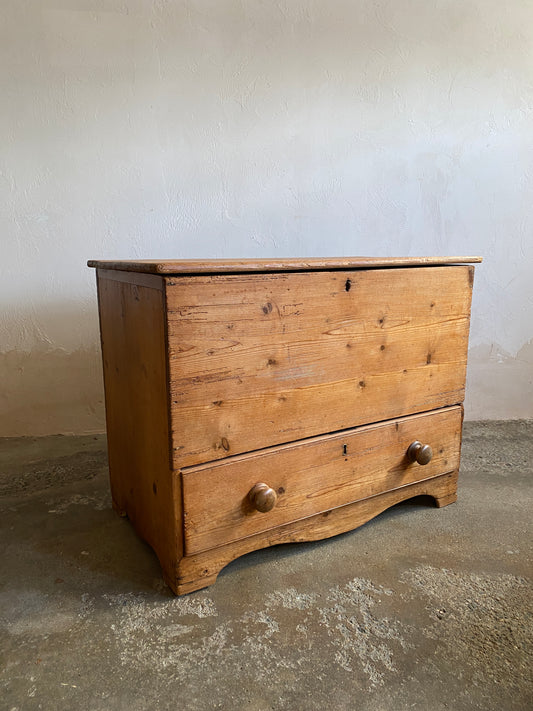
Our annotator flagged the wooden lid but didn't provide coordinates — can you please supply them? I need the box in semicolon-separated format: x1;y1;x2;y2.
88;256;482;275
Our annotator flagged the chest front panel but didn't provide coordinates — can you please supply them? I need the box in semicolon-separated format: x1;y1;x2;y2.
166;266;473;468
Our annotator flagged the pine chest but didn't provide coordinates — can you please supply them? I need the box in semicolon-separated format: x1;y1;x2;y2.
88;257;481;594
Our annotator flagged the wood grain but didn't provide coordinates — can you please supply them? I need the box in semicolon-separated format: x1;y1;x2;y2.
88;256;482;274
95;270;182;589
182;406;462;555
174;470;459;595
166;266;474;467
90;258;477;596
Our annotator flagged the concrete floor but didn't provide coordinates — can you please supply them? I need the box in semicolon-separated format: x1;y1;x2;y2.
0;421;531;711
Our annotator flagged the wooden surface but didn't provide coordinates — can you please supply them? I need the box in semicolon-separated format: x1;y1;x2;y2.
89;256;482;275
182;406;462;555
91;258;477;596
96;270;182;589
88;256;482;274
175;470;458;594
166;266;473;467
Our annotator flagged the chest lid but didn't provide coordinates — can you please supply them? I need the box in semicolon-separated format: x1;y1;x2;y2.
87;256;482;275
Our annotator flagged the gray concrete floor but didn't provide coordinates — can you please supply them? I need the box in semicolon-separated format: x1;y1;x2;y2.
0;421;532;711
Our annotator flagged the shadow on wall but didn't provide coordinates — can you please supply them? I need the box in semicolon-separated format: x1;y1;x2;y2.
0;340;105;438
465;340;533;421
1;295;106;436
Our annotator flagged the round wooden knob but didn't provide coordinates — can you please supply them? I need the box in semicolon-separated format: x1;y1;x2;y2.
407;441;433;465
248;483;277;513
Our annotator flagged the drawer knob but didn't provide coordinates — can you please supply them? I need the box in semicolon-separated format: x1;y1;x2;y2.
407;441;433;465
249;483;277;513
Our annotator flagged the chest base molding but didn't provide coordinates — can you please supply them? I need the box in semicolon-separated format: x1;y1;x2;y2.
168;470;458;596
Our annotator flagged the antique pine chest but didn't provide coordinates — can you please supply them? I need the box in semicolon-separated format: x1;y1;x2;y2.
88;257;481;594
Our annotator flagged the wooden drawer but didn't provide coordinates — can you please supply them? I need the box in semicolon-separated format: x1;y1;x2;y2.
166;266;473;468
182;405;463;555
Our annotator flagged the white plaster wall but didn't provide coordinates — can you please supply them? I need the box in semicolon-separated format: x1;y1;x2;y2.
1;0;532;435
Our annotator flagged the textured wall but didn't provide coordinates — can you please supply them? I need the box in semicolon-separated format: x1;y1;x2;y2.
1;0;532;435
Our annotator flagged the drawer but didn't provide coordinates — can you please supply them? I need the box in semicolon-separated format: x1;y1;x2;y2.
182;405;462;555
166;266;473;468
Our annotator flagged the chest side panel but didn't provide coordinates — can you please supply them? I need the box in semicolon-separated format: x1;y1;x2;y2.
96;270;182;574
166;265;473;467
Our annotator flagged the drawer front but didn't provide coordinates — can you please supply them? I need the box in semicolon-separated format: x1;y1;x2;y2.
166;266;473;468
182;406;463;555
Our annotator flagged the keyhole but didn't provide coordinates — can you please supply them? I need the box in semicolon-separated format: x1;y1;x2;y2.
343;444;347;455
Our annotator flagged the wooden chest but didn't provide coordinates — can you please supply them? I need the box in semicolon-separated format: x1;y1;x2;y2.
88;257;481;594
